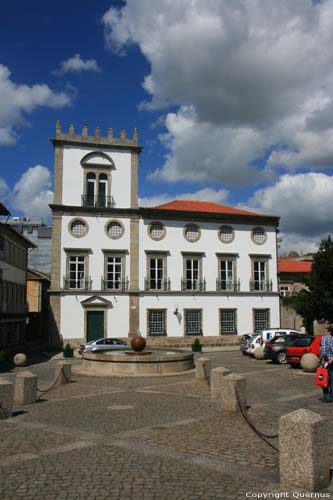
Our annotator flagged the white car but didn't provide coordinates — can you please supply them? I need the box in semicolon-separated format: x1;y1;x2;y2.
259;328;305;344
246;334;262;356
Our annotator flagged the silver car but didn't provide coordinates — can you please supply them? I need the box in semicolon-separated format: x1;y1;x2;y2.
79;338;130;354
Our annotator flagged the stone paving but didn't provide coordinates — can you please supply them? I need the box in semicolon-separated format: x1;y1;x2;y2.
1;351;333;499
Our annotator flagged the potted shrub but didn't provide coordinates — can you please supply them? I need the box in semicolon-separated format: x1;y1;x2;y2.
191;338;202;352
63;343;74;358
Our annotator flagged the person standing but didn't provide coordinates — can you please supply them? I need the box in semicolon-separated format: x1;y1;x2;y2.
320;326;333;402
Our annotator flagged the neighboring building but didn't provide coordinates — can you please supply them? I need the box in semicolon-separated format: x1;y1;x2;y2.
26;269;51;344
8;218;52;273
278;258;325;334
0;217;36;350
49;122;280;347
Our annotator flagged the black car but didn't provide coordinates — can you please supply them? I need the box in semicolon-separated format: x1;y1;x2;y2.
264;333;300;364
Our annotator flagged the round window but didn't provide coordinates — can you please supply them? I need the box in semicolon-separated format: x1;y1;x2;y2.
219;225;234;243
252;227;267;245
184;223;201;242
69;219;88;238
106;220;124;239
148;222;165;241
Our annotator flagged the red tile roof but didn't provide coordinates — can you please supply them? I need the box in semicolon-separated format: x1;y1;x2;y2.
151;199;275;217
278;259;312;273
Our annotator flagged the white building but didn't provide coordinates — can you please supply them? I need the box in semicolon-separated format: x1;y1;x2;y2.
49;122;280;347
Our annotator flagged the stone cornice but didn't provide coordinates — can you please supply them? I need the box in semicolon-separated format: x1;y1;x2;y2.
50;138;142;153
139;207;280;227
50;204;280;226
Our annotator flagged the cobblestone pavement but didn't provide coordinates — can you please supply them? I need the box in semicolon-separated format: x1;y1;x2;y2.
1;351;333;499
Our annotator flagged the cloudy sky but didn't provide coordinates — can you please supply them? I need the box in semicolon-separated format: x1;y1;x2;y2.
1;0;333;254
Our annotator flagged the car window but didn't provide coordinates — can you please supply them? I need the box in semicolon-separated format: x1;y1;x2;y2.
105;339;114;345
114;339;125;345
96;339;105;345
273;337;286;344
290;337;314;347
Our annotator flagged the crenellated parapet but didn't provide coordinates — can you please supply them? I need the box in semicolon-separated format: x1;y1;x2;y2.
53;121;140;148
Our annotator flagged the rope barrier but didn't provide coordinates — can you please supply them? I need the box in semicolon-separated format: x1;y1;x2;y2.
236;391;279;452
36;367;70;401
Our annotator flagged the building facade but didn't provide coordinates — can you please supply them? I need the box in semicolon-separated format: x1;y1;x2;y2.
49;122;280;346
8;218;52;274
0;220;35;350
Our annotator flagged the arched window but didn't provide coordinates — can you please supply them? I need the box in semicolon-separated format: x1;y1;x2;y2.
86;173;96;207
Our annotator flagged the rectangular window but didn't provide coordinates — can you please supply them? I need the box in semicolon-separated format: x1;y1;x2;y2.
218;256;238;291
182;256;204;291
253;309;270;331
149;257;164;290
148;309;166;336
220;309;237;334
185;309;202;336
106;256;122;290
102;252;127;291
251;257;271;291
69;256;85;289
279;285;290;297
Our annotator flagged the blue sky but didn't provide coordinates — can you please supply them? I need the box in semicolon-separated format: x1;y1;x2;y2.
1;0;333;254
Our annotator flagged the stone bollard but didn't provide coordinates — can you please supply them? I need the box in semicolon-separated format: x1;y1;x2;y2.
220;373;246;413
0;378;14;419
210;366;231;399
54;362;71;388
279;409;330;491
254;346;265;360
195;357;211;382
14;371;37;406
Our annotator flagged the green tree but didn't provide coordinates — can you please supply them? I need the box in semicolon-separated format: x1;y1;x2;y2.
284;236;333;326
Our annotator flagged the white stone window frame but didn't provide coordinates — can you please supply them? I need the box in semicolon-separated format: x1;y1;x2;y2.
147;221;166;241
68;218;89;239
183;223;201;243
104;219;125;240
251;226;267;245
218;225;235;244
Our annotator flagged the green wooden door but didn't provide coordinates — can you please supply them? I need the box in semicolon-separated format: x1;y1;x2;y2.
87;311;104;342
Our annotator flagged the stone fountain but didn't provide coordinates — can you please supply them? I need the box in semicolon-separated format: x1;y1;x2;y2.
80;336;194;376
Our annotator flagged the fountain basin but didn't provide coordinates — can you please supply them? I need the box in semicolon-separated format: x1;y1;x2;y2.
80;349;194;376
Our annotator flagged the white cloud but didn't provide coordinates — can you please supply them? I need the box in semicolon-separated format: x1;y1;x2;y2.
0;177;9;198
53;54;101;76
244;172;333;253
9;165;54;219
139;187;229;207
103;0;333;185
0;64;71;146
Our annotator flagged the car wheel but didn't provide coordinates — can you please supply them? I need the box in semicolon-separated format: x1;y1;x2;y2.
276;351;287;364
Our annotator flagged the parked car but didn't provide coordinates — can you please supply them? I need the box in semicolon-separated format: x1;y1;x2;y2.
240;333;258;355
259;328;304;345
246;334;262;356
286;336;323;367
264;333;301;364
79;338;131;354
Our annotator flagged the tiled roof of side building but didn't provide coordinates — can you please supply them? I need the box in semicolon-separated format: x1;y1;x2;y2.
278;259;312;273
151;199;278;218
